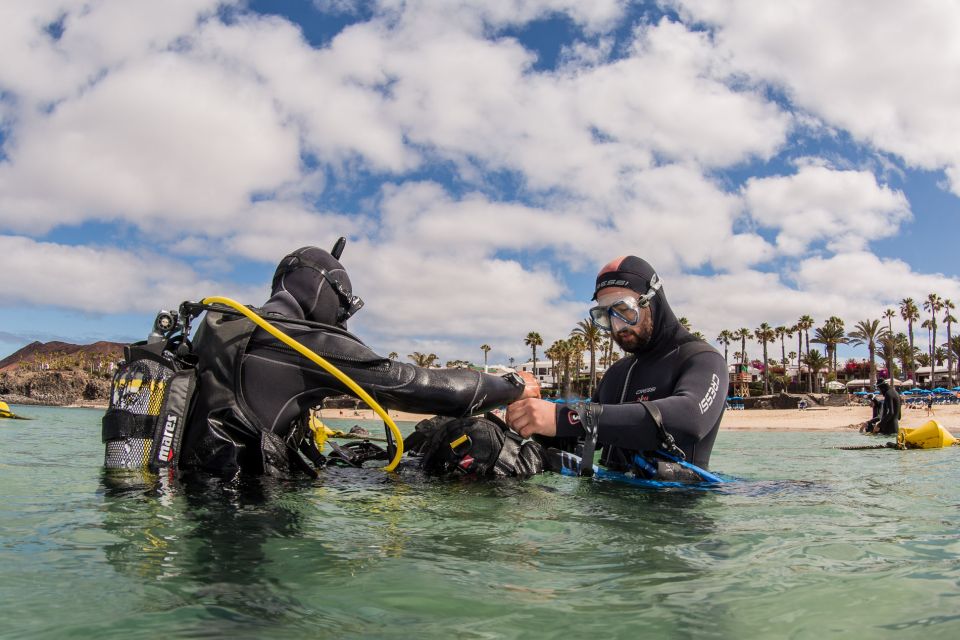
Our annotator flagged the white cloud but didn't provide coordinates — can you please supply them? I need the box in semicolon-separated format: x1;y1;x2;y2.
672;0;960;194
0;1;229;107
0;235;264;314
743;164;911;256
0;51;301;234
344;239;585;359
0;2;957;366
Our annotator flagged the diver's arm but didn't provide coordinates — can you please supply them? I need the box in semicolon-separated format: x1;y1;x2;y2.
556;352;727;450
367;361;525;416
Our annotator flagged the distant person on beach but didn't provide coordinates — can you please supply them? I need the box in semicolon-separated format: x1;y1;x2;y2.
177;243;539;477
860;379;901;435
505;255;727;472
925;394;935;417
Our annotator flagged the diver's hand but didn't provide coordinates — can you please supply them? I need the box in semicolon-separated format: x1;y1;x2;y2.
517;371;541;400
506;398;556;438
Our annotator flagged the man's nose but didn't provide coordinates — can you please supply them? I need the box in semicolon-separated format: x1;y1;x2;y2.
610;313;630;331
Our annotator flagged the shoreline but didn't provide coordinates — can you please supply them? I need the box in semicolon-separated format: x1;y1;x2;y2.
7;402;955;433
319;404;959;432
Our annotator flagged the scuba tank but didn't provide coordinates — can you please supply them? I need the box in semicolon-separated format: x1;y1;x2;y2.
101;310;197;473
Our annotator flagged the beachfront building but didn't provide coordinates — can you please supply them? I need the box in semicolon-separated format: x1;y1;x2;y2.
845;378;913;391
914;365;954;388
516;357;608;392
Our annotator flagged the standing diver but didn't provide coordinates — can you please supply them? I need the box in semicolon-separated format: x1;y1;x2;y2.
176;242;539;478
505;256;727;479
860;378;901;435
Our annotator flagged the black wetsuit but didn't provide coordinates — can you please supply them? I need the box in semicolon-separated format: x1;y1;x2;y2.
179;247;524;477
552;264;726;470
869;385;901;435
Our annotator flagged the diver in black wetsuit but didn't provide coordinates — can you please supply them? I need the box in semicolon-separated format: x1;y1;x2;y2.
506;256;727;471
179;244;537;478
861;378;900;435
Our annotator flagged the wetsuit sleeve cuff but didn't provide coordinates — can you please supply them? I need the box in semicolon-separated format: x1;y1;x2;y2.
555;405;586;438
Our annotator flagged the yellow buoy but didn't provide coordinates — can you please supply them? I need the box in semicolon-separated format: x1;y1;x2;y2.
898;420;958;449
0;400;29;420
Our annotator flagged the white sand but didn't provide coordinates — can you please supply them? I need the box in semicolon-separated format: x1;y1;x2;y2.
318;403;959;432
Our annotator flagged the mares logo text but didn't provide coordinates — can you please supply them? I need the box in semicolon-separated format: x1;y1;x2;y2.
157;415;178;462
699;374;720;415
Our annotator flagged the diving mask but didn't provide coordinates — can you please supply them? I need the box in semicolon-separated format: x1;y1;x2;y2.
318;268;364;324
589;274;661;330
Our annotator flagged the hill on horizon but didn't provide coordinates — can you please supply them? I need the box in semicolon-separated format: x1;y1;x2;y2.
0;340;126;373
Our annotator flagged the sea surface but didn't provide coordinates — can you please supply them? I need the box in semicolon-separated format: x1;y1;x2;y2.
1;405;959;639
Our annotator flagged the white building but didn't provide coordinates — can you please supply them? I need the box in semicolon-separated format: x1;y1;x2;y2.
515;357;608;390
914;365;956;387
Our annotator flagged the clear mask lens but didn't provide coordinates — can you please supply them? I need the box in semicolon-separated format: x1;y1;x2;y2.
589;297;642;330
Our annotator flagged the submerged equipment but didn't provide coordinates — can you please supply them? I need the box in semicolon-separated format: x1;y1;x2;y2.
553;400;724;485
404;413;547;478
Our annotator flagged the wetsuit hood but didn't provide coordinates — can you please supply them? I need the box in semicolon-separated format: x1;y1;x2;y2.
594;255;684;355
262;246;355;328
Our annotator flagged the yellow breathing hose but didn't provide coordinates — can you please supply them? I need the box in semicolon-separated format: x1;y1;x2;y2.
200;296;404;471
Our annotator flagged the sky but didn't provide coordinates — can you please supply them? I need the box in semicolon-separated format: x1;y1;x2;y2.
2;0;960;367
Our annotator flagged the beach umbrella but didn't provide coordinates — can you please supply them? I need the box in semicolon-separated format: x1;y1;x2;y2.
854;391;869;396
933;387;950;393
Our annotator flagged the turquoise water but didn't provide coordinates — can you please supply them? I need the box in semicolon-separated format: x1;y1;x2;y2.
2;406;959;639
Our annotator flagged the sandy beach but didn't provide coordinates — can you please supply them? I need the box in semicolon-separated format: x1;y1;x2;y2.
318;403;960;432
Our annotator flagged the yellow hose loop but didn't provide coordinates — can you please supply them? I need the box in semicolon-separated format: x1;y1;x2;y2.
200;296;404;471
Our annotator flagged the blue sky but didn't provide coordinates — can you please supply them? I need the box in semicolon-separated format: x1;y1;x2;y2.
2;0;960;367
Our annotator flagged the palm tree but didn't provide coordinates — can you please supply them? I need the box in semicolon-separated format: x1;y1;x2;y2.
935;346;948;367
679;317;692;331
754;323;775;394
524;332;543;380
546;341;561;395
734;327;752;369
774;325;792;377
920;318;934;385
883;308;896;334
943;299;956;387
813;317;847;376
877;333;898;381
480;344;491;373
847;319;888;385
572;320;602;396
899;298;920;382
554;339;574;399
802;349;829;393
388;351;398;360
567;334;587;396
408;352;438;367
716;330;733;365
924;294;943;387
948;336;960;384
796;315;815;391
